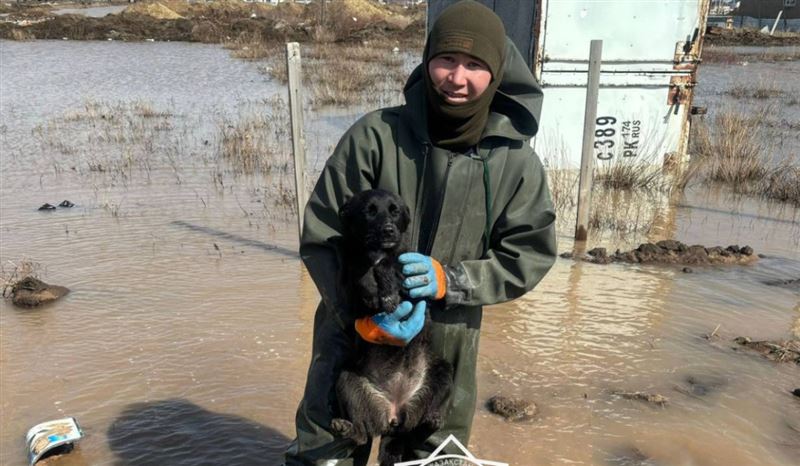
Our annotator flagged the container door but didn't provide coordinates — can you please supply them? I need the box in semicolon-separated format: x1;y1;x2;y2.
533;0;709;167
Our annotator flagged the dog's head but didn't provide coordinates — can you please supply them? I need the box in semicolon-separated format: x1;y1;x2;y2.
339;189;411;251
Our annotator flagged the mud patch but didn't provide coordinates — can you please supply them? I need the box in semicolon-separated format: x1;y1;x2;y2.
8;277;70;307
562;241;756;266
486;395;538;421
612;390;668;407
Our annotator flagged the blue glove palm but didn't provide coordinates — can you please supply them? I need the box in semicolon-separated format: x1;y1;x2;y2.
398;252;447;300
355;300;426;346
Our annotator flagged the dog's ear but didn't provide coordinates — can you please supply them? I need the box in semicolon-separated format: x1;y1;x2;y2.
400;203;411;232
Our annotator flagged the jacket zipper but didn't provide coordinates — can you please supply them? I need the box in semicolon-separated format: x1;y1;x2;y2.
424;151;455;255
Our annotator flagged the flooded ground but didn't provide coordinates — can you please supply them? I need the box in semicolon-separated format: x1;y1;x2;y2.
52;5;127;17
1;40;798;466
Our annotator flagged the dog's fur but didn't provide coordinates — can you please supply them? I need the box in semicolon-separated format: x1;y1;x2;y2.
333;189;453;466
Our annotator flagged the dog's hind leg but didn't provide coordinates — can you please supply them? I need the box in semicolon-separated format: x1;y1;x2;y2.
420;359;454;429
335;370;393;443
378;435;407;466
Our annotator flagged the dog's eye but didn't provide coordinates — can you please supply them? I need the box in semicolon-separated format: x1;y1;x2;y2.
367;204;378;217
388;204;399;216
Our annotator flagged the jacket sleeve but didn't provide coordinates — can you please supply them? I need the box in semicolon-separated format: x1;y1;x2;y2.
443;152;557;308
299;118;379;329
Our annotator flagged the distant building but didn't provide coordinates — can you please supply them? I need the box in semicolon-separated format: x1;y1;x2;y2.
734;0;800;19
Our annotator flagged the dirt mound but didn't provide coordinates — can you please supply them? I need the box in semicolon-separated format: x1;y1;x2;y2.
125;2;184;20
9;277;70;307
341;0;394;21
705;26;800;46
562;241;757;266
486;395;538;421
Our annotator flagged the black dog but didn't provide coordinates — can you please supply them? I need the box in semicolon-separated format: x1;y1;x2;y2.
333;189;453;466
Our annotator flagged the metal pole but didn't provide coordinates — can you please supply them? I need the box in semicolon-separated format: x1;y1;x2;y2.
574;40;603;242
286;42;307;240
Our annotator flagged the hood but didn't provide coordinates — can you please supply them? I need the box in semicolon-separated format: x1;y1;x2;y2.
403;37;543;144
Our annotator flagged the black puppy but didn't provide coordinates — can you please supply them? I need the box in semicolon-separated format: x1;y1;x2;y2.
333;189;453;466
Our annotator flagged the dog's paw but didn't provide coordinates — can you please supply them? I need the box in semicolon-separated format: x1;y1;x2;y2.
330;418;354;437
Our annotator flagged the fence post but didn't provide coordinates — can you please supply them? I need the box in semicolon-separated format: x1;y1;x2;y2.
286;42;307;242
574;40;603;242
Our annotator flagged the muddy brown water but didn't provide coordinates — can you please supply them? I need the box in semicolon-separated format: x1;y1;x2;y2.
1;41;799;465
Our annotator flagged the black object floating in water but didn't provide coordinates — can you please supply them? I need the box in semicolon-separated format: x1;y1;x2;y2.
37;203;56;211
58;200;75;208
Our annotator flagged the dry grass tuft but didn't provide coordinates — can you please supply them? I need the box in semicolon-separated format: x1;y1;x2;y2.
758;165;800;206
1;259;43;298
725;85;783;100
689;107;772;184
261;41;410;108
217;96;292;175
595;157;667;191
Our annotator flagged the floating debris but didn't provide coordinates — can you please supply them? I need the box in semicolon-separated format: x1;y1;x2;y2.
486;395;538;421
613;390;668;407
37;204;56;211
58;200;75;208
26;417;83;465
9;277;70;307
733;337;800;364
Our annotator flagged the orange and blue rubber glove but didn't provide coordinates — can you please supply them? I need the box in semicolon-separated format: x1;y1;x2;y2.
355;301;426;346
398;253;447;300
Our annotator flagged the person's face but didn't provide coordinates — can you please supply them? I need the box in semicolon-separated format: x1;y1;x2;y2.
427;52;492;105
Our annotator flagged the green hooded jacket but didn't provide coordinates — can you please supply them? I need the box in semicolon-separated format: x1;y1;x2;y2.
288;39;557;464
300;38;557;327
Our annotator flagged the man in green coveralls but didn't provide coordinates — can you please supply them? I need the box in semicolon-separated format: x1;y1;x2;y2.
286;1;557;464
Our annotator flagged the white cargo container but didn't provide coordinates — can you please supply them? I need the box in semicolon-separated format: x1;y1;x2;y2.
429;0;710;167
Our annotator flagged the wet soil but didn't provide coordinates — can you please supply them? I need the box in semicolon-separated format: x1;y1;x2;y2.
563;241;757;266
705;26;800;46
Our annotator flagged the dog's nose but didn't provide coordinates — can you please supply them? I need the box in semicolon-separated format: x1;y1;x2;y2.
382;224;396;235
389;417;399;427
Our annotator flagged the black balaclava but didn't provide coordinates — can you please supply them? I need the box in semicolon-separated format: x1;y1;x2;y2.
424;0;506;151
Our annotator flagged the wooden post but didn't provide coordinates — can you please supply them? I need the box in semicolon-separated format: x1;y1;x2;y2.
286;42;307;241
574;40;603;242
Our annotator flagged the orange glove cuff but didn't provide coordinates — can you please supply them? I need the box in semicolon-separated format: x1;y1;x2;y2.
354;317;406;346
431;258;447;300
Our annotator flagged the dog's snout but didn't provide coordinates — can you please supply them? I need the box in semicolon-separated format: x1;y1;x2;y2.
381;223;396;234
